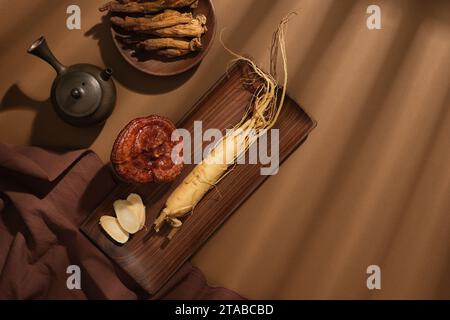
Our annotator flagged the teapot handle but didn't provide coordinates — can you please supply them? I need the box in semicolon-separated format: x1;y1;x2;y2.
28;36;66;75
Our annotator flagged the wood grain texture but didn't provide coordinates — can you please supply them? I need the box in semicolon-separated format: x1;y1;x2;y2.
80;61;317;294
111;0;216;76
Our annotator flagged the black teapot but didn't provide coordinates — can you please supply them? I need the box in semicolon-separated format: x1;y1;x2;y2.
28;36;116;127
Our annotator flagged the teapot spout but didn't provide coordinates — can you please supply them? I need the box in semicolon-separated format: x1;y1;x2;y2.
101;68;114;81
28;36;66;75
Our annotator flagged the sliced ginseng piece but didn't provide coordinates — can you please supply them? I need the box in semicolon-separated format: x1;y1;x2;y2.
140;15;207;38
137;38;202;52
114;200;141;234
100;0;199;14
99;216;129;244
110;10;193;31
127;193;146;230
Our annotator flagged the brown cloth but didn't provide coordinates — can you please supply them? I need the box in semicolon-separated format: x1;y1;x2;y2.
0;143;244;300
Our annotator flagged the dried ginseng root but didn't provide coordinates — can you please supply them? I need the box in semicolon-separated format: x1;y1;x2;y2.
110;9;193;31
100;0;199;13
142;14;207;38
138;38;202;52
156;48;190;58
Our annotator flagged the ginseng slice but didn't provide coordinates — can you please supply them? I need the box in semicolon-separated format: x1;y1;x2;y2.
99;216;129;244
127;193;146;230
114;200;141;234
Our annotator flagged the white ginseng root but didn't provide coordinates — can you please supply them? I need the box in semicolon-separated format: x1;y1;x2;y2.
153;14;293;239
99;216;129;244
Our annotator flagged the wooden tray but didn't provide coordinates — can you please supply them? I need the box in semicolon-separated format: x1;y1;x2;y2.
80;62;317;295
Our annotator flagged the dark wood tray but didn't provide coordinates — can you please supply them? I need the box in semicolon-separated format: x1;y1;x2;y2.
80;62;317;295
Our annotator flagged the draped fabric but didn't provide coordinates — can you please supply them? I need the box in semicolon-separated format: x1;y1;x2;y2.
0;0;449;299
0;144;244;300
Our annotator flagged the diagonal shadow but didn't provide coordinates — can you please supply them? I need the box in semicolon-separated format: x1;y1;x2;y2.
434;229;450;299
271;0;429;295
221;0;282;52
289;0;358;93
370;89;450;299
0;1;68;60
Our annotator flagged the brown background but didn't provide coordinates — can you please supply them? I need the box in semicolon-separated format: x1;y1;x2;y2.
0;0;449;299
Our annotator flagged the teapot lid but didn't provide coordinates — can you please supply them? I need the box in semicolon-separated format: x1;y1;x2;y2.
53;70;102;118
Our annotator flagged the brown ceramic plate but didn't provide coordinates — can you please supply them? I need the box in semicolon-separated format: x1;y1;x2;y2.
110;0;216;76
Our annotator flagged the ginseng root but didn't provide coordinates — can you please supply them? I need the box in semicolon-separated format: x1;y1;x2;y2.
138;37;202;52
155;48;189;58
100;0;199;13
140;14;207;38
110;10;194;31
153;14;293;239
